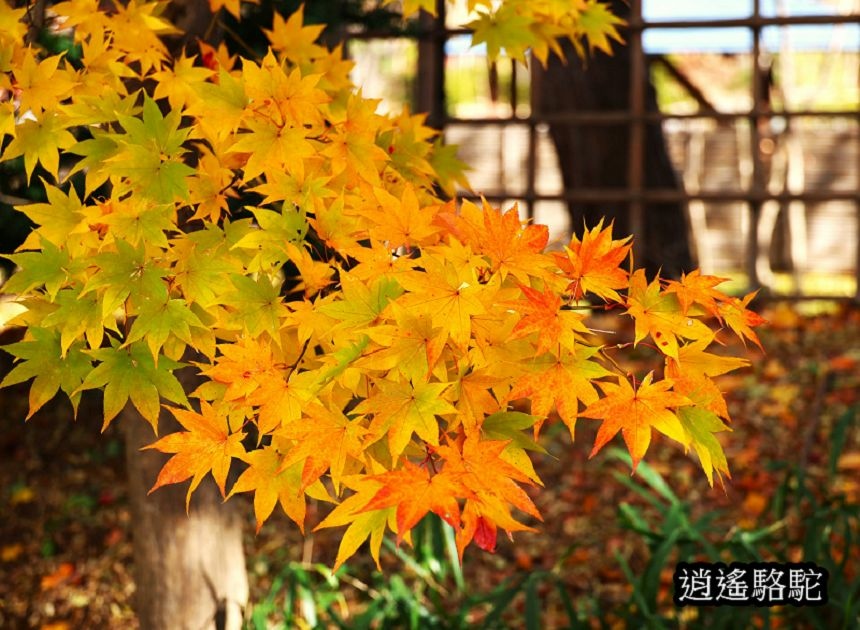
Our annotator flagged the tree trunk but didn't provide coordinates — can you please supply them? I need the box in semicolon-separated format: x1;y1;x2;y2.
118;2;249;626
123;386;248;630
536;1;693;277
163;0;220;52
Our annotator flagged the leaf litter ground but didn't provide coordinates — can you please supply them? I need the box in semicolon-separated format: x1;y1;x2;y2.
0;301;858;628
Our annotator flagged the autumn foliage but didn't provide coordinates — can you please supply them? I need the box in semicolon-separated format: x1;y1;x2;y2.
0;0;763;568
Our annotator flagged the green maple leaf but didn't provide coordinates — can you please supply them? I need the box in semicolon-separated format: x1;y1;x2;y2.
677;407;731;487
77;339;189;431
106;96;194;202
1;328;93;418
376;111;435;182
124;298;210;362
224;274;288;338
317;274;403;329
120;95;188;158
429;139;471;197
187;69;248;141
467;7;538;62
168;226;239;305
577;1;626;55
66;130;119;196
3;238;72;300
232;204;309;271
81;239;169;317
41;287;114;356
480;410;546;484
481;411;545;454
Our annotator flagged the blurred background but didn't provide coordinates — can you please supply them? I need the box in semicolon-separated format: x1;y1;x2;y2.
347;0;860;297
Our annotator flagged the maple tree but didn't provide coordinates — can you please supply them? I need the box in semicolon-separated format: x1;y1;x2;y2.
0;0;763;572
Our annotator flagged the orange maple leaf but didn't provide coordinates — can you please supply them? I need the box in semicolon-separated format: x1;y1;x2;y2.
437;199;549;283
359;460;474;543
247;370;316;435
718;292;767;350
443;437;540;516
197;337;314;435
507;346;608;437
458;501;499;554
146;402;246;510
198;337;280;403
666;369;731;421
277;403;369;493
508;283;589;354
662;269;731;318
552;219;631;302
583;373;690;469
438;437;540;557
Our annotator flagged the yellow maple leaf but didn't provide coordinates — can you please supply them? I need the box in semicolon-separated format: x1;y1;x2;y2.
625;269;713;360
362;184;443;250
383;0;437;17
208;0;259;19
1;113;76;182
12;52;77;115
242;53;329;128
397;251;488;349
152;52;214;111
265;6;327;62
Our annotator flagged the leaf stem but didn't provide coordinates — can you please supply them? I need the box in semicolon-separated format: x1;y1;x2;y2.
285;337;310;381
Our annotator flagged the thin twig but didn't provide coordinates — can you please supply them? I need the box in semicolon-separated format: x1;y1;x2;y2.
285;338;311;381
218;19;261;61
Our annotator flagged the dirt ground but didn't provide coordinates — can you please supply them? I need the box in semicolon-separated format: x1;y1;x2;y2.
1;301;858;629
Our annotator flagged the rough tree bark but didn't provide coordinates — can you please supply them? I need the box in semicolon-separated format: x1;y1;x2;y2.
122;367;248;630
536;1;693;277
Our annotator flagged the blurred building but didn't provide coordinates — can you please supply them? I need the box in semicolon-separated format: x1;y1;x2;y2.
346;0;860;299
